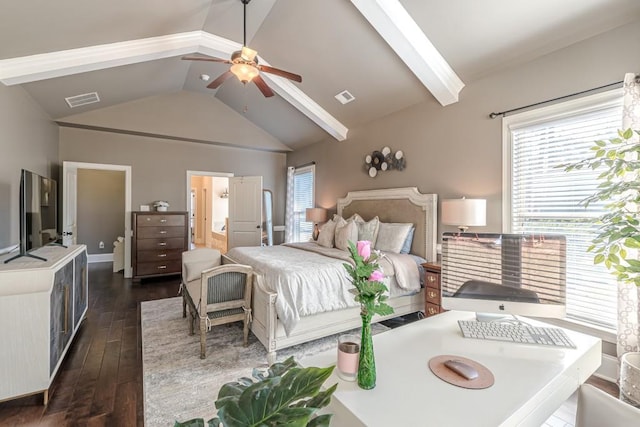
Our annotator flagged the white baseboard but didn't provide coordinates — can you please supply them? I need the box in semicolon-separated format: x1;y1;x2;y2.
594;353;619;383
88;253;114;263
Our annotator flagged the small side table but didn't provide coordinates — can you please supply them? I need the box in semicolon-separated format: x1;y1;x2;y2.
422;262;444;317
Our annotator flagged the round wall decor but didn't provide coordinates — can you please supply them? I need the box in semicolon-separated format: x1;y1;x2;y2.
363;147;406;177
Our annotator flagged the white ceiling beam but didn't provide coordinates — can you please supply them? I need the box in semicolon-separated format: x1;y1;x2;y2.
351;0;464;106
0;31;348;142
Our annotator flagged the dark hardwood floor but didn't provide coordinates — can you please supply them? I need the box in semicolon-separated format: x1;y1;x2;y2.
0;262;619;426
0;262;180;427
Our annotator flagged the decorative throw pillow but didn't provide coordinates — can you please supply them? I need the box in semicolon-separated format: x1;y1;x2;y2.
335;220;358;251
400;226;416;254
317;219;337;248
353;215;380;246
185;259;220;282
375;222;414;253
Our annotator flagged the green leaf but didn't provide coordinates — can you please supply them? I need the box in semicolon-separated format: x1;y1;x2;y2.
624;237;640;249
308;414;333;427
594;254;605;264
174;419;206;427
622;128;634;139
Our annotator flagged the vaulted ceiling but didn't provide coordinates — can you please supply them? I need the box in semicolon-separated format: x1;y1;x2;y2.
2;0;639;151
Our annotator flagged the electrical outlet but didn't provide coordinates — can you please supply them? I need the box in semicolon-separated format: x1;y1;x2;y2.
99;241;105;249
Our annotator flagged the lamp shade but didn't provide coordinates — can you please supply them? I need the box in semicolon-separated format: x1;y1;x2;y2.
441;198;486;229
306;208;328;223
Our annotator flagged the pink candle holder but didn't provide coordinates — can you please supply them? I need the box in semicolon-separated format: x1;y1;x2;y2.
337;334;360;381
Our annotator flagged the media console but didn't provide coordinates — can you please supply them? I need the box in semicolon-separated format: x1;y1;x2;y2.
0;245;88;404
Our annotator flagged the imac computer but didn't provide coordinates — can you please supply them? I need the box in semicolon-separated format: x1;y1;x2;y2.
441;232;567;320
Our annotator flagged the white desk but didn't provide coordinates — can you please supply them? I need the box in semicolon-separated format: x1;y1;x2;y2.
301;311;601;427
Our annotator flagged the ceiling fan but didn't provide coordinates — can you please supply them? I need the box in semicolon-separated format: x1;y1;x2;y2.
182;0;302;98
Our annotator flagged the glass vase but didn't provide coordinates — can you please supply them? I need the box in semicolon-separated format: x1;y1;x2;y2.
357;312;376;390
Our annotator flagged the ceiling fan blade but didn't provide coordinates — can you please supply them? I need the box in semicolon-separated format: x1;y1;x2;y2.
253;75;275;97
258;65;302;83
182;55;231;64
207;71;234;89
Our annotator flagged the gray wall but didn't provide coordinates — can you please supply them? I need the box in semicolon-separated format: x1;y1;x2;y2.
0;84;58;249
77;169;125;254
287;21;640;238
59;127;287;227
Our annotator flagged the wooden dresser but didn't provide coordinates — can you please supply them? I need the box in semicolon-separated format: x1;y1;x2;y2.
422;262;445;317
132;211;188;281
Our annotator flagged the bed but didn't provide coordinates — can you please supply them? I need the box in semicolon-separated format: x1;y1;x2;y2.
223;187;437;363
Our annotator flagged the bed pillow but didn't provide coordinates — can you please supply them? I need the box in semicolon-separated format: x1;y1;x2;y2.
353;215;380;246
375;222;414;253
400;226;416;254
335;220;358;251
317;219;337;248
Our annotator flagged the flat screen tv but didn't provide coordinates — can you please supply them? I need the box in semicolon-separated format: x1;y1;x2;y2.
4;169;59;263
441;232;567;320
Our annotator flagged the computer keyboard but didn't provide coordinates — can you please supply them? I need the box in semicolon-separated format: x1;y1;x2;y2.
458;320;577;349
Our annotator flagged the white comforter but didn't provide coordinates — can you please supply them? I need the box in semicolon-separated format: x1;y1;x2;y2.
225;242;420;335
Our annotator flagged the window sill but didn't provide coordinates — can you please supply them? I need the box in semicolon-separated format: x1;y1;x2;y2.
533;316;616;344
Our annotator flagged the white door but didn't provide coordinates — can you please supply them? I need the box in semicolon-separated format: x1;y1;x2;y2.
228;176;263;249
62;164;77;246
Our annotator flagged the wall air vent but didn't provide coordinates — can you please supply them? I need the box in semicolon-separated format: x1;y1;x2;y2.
335;90;355;105
65;92;100;108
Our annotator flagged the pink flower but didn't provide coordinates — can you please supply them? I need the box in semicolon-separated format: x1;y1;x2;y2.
357;240;371;260
369;270;384;282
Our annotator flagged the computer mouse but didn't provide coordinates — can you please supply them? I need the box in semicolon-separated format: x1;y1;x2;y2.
444;359;479;380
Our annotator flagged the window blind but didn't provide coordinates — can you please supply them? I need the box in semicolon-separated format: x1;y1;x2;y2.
293;165;315;242
509;100;622;330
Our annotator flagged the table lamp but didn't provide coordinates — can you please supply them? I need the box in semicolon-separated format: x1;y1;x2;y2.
441;197;486;233
306;208;328;240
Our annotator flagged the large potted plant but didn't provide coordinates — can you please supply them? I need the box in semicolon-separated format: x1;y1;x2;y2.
563;128;640;406
175;356;337;427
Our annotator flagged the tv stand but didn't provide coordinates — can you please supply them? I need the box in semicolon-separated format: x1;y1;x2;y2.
3;251;47;264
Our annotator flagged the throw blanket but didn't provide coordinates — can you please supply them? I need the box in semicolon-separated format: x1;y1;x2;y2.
226;243;420;335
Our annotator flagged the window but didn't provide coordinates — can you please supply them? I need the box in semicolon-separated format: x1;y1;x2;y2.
292;165;315;242
503;90;623;332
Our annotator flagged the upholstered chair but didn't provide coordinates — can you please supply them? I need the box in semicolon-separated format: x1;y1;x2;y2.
181;248;221;319
181;249;253;359
575;383;640;427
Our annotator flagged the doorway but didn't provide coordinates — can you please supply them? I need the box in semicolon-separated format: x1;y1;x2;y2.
186;171;233;253
62;161;132;278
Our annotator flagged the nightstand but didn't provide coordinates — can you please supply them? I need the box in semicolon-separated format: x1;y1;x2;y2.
422;262;444;317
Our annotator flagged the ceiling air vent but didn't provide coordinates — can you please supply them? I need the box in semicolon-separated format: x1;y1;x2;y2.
65;92;100;108
335;90;355;105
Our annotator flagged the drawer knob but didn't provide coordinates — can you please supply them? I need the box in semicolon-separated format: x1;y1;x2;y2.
157;265;167;269
159;230;168;234
158;253;167;258
428;291;437;298
158;242;167;246
428;307;437;315
160;219;167;223
428;275;436;283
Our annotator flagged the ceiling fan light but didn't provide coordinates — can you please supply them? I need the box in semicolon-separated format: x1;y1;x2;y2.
230;63;259;83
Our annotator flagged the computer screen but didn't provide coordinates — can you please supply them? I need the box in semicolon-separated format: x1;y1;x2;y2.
441;233;567;319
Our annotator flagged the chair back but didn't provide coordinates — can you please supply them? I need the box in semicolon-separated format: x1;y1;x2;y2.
576;383;640;427
201;264;253;313
181;248;221;285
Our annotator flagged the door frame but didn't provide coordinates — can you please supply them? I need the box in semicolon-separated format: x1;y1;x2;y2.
186;170;233;249
63;161;133;278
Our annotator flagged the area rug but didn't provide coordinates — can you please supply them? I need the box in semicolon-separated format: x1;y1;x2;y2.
141;297;389;427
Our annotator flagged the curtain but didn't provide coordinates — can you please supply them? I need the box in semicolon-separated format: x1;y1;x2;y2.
618;72;640;356
284;166;295;243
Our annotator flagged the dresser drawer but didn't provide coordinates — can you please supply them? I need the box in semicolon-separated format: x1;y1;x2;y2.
136;237;185;251
425;271;440;287
425;302;442;317
136;260;181;276
136;249;183;263
137;226;186;239
136;214;186;227
425;287;441;305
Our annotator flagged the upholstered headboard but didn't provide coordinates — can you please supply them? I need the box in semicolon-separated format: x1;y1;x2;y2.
336;187;438;261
